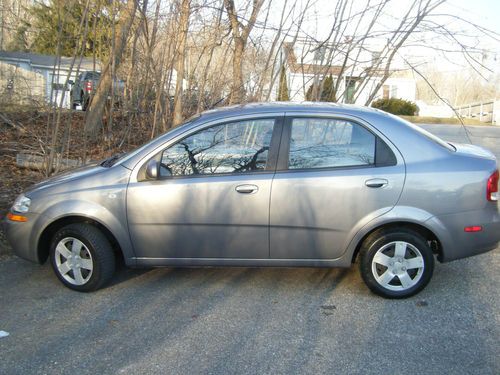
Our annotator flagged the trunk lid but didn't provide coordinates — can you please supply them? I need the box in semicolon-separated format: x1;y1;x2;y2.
450;142;496;160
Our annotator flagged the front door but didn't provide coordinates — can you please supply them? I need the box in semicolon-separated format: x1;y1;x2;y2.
270;115;405;260
127;117;282;260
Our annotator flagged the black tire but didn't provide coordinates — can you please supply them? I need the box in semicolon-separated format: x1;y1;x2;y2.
49;223;115;292
82;93;90;111
359;228;434;299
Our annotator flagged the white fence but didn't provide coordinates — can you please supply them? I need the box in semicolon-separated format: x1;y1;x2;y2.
455;100;500;125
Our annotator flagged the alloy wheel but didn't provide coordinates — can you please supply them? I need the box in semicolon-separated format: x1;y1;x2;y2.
54;237;93;286
371;241;425;291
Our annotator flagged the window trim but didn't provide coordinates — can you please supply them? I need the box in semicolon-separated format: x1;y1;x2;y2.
277;115;394;172
150;116;285;180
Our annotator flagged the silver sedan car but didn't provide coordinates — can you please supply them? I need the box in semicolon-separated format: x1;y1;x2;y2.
4;103;499;298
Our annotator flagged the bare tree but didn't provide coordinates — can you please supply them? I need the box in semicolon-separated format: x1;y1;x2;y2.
224;0;264;104
362;0;446;105
84;0;138;136
173;0;192;126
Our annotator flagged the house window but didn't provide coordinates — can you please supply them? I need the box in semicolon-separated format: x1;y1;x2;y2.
371;51;381;63
345;79;356;104
52;83;66;91
390;85;398;98
314;45;327;62
382;85;390;99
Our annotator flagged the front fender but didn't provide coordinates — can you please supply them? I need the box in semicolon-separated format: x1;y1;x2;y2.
31;199;136;265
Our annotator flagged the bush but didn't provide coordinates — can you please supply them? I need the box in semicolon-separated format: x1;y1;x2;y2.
371;98;419;116
305;75;336;102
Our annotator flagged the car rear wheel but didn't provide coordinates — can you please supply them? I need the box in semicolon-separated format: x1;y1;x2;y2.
359;228;434;298
50;223;115;292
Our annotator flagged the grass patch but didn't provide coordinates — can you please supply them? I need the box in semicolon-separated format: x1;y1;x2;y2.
399;116;489;125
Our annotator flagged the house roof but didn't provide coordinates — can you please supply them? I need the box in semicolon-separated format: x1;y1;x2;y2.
283;43;343;75
0;51;100;70
283;42;386;78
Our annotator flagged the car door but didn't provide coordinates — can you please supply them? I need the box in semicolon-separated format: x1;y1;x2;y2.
270;114;405;260
127;116;283;260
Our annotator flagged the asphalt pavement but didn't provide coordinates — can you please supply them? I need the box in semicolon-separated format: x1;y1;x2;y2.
420;123;500;160
0;124;499;375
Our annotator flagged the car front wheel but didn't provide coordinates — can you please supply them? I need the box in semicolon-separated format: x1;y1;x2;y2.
50;223;115;292
359;228;434;298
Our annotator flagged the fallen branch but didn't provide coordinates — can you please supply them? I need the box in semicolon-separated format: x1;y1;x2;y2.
0;148;20;154
0;112;26;133
16;153;84;171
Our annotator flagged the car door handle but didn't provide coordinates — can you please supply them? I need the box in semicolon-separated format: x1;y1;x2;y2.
235;184;259;194
365;178;388;188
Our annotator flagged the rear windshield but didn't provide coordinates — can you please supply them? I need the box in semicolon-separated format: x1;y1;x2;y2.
401;118;455;151
84;72;101;80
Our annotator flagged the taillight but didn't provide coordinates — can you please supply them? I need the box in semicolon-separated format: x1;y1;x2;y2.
85;81;93;91
464;226;482;232
487;169;499;202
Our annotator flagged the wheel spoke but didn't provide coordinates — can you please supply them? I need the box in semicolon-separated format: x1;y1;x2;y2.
398;271;413;289
373;252;392;267
56;243;72;259
71;239;84;255
406;257;424;270
73;268;85;285
80;259;93;270
376;270;394;287
394;242;407;258
58;262;71;275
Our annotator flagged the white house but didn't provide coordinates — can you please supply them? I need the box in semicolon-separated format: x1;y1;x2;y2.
272;39;416;105
0;51;100;108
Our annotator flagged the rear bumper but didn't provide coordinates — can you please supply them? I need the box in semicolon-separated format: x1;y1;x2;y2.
427;207;500;262
2;213;41;263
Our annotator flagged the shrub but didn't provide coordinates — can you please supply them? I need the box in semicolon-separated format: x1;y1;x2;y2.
305;75;336;102
371;98;419;116
277;66;290;101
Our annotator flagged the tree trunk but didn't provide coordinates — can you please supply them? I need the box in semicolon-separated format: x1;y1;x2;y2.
84;0;137;137
173;0;191;126
224;0;264;105
231;38;245;104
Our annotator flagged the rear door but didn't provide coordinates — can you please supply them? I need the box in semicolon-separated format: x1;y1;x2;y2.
270;114;405;260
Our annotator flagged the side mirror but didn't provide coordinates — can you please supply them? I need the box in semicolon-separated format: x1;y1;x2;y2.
145;159;159;179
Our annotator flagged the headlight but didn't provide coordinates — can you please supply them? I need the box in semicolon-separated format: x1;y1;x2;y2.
12;194;31;213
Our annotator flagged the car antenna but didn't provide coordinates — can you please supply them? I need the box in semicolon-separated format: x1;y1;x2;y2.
403;57;474;144
208;96;227;110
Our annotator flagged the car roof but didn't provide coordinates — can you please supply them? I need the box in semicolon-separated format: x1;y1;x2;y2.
197;101;389;122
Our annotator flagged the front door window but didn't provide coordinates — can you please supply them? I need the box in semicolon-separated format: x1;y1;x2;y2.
160;119;275;177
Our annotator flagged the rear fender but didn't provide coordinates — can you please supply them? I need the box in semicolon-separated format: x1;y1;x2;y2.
344;206;440;262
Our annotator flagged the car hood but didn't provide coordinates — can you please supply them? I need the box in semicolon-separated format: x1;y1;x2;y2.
25;163;104;195
450;142;496;160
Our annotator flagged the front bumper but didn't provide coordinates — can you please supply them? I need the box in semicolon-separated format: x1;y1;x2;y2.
2;212;42;263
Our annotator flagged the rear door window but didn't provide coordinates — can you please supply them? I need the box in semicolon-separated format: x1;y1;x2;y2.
288;118;376;169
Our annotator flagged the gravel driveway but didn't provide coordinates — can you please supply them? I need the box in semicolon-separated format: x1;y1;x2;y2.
1;124;499;375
